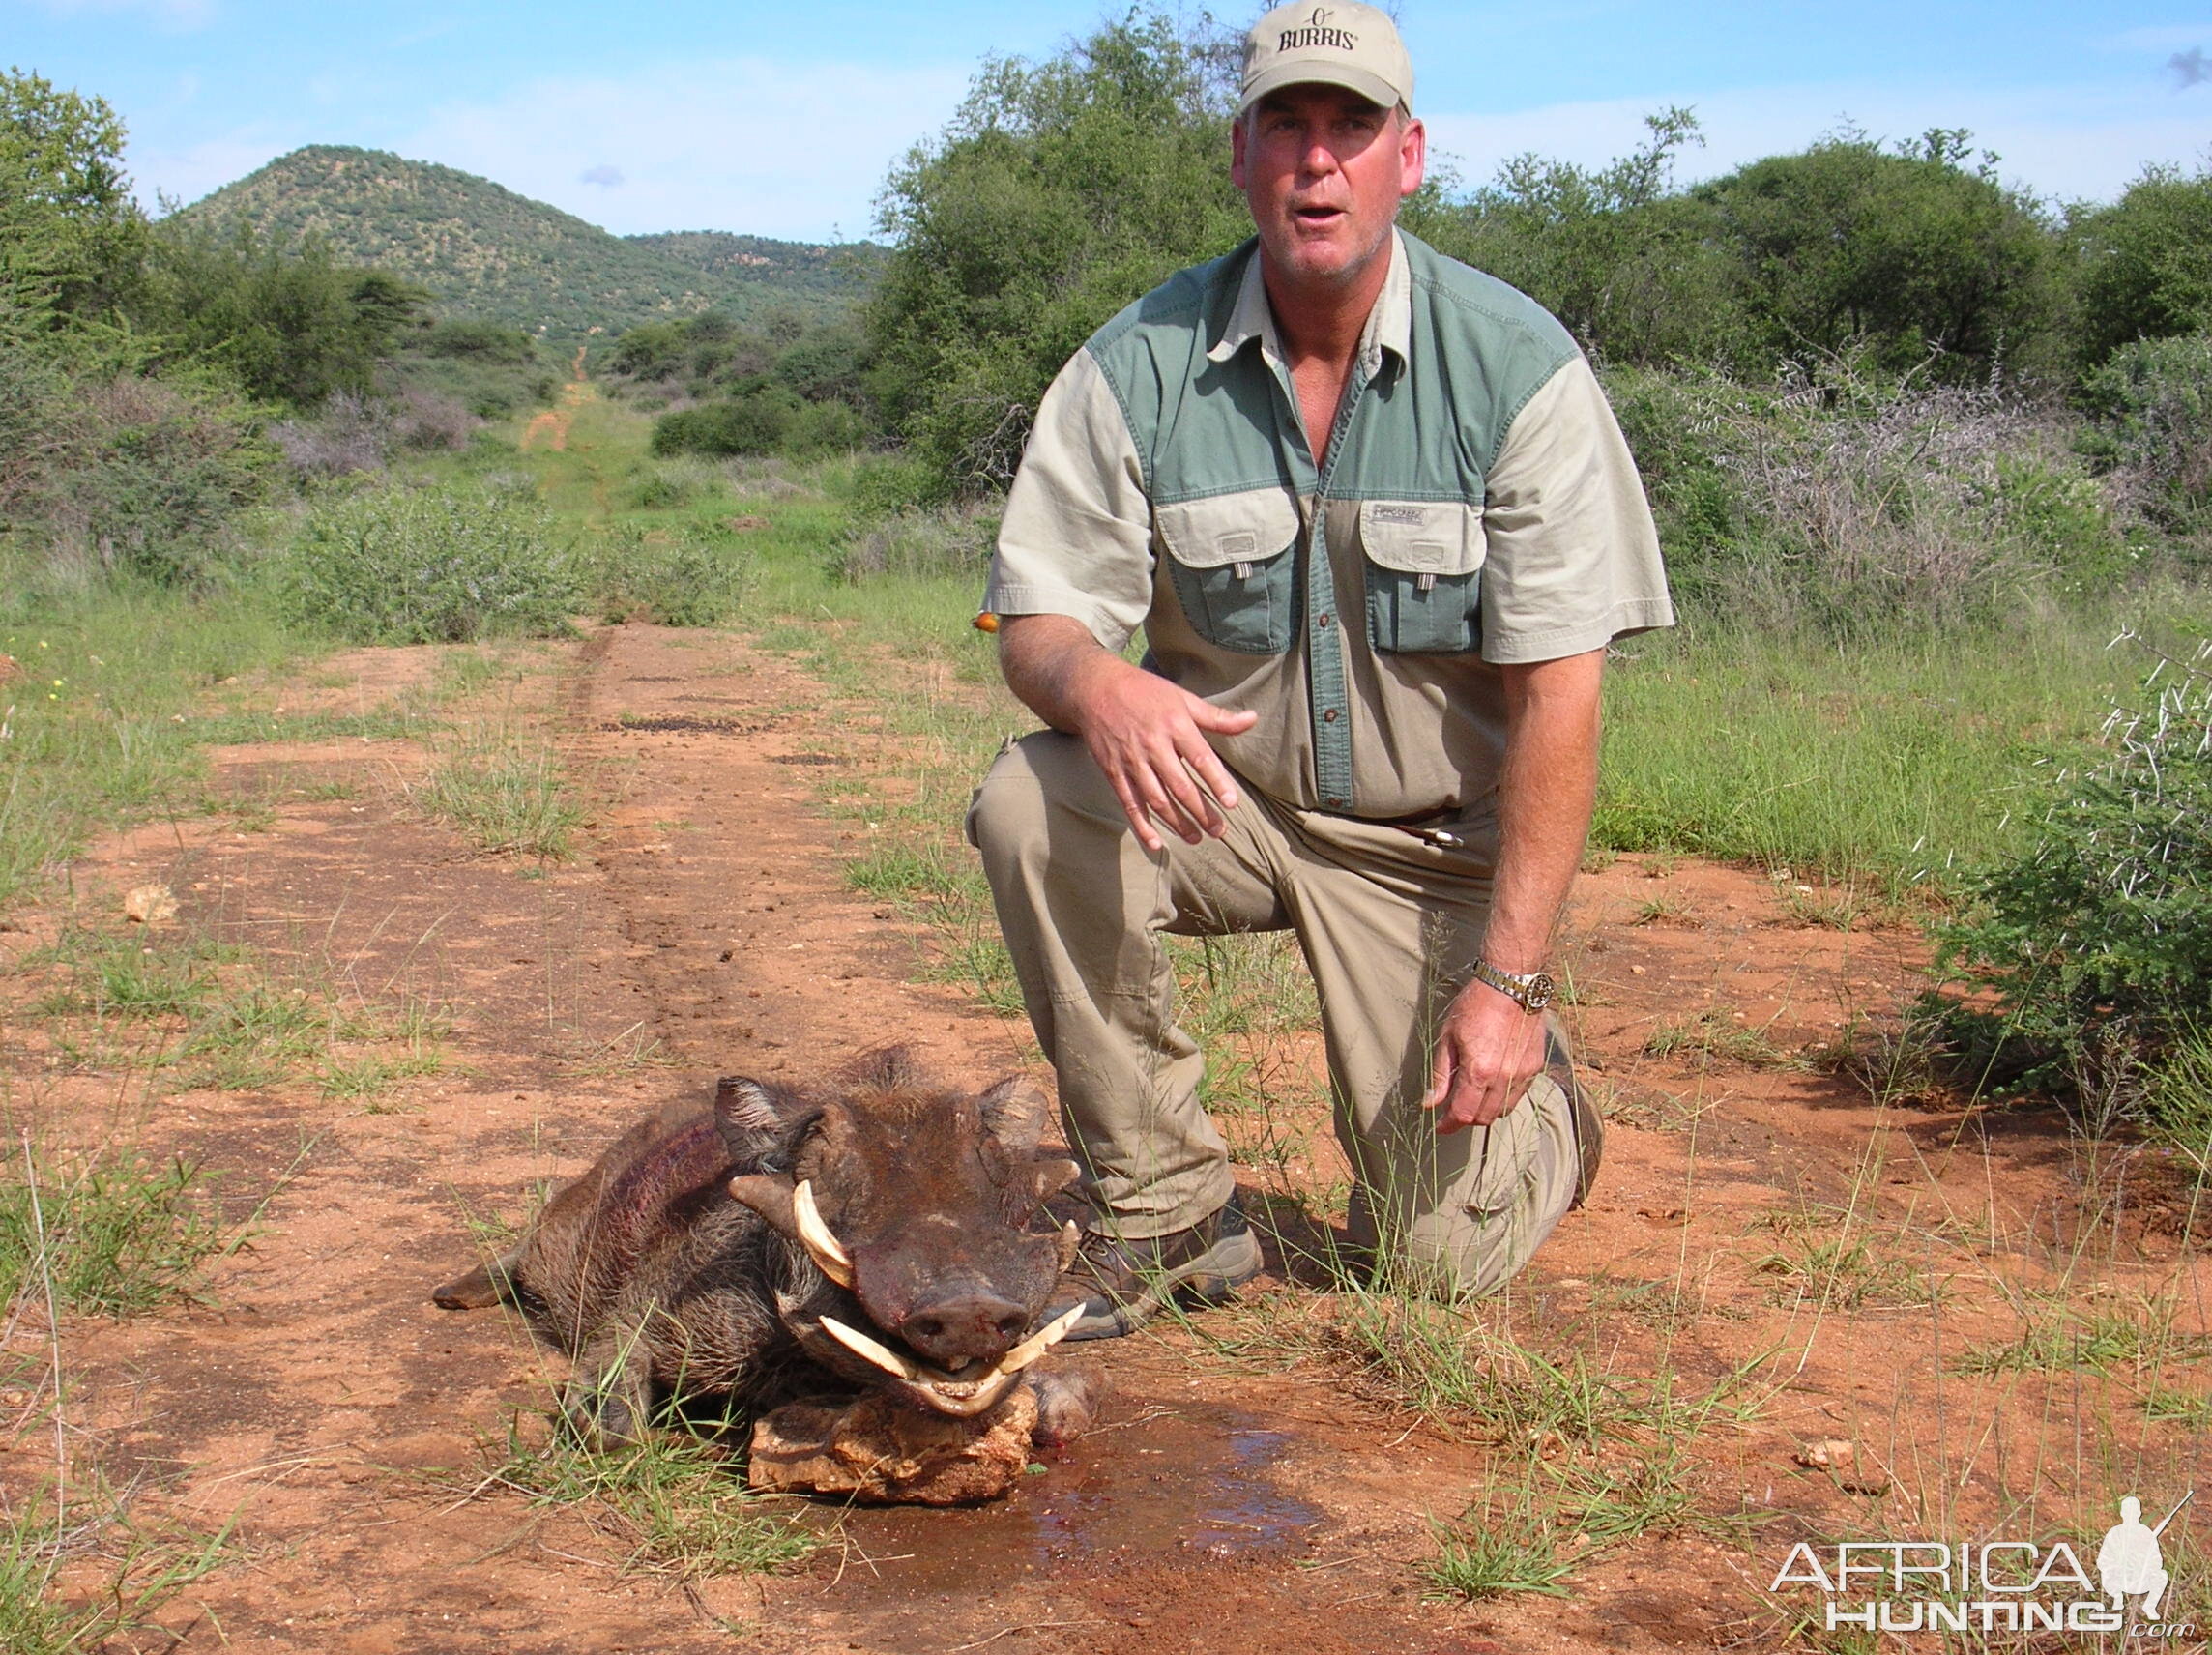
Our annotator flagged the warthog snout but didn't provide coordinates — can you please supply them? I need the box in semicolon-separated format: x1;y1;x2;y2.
890;1289;1034;1370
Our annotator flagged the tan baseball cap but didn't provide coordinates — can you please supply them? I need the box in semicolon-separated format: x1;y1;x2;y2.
1239;1;1413;116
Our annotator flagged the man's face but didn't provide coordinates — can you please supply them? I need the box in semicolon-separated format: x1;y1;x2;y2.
1231;83;1425;292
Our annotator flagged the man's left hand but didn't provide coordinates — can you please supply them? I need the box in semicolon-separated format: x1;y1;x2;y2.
1419;979;1546;1133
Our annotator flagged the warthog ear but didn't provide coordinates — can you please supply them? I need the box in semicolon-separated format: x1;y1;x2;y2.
728;1172;798;1236
713;1076;787;1162
979;1076;1051;1155
1032;1155;1082;1199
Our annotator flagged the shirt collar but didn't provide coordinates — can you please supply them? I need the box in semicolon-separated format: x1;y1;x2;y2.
1206;228;1412;374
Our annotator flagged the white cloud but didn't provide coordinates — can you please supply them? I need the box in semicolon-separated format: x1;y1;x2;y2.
394;57;972;241
1423;77;2212;207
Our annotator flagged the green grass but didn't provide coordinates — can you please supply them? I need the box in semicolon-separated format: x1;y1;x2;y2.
1422;1502;1578;1601
0;1478;234;1655
0;586;322;912
0;1148;224;1318
1642;1009;1793;1069
470;1419;816;1581
1747;1223;1940;1311
1956;1299;2210;1378
1595;614;2197;890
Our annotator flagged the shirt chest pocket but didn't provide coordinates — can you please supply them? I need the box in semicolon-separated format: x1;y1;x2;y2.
1359;500;1487;655
1155;489;1301;656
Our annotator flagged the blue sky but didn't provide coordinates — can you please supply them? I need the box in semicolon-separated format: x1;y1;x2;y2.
7;2;2208;242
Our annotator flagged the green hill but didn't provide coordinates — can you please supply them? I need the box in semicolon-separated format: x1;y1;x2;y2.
173;146;880;341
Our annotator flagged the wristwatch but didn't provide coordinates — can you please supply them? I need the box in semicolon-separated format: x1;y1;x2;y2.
1470;958;1556;1013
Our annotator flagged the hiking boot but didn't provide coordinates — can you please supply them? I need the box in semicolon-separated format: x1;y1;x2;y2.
1047;1195;1265;1341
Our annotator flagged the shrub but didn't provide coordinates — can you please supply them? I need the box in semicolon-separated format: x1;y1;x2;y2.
650;387;799;457
867;13;1249;497
649;386;861;460
278;482;577;643
1934;639;2212;1110
830;504;997;583
2072;164;2212;366
270;389;389;479
141;222;427;408
581;523;755;625
1605;360;2127;630
1693;131;2059;382
2081;334;2212;531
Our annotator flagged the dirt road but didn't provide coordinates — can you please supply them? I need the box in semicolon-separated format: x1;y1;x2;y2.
13;622;2209;1652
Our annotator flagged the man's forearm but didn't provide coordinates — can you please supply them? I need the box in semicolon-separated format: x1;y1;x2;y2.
1483;650;1604;974
997;613;1116;734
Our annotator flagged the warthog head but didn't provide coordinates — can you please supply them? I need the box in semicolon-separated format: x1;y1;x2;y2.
722;1048;1083;1419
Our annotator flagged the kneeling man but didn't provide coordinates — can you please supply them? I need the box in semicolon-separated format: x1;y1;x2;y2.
968;1;1674;1338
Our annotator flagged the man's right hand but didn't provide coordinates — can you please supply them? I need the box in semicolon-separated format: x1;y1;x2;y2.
998;614;1258;852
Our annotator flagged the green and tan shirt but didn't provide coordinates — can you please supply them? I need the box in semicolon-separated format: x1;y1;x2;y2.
987;229;1673;823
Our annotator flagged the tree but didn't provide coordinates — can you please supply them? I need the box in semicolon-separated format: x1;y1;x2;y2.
1696;131;2059;381
866;13;1249;495
0;65;147;324
141;221;428;406
2071;164;2212;365
1416;110;1748;369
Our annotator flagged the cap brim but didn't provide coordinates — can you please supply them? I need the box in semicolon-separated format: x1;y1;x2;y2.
1237;61;1406;116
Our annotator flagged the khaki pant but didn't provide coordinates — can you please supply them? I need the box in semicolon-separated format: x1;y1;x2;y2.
967;731;1590;1295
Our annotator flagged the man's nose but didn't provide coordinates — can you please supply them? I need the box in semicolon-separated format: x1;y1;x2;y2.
1297;137;1342;179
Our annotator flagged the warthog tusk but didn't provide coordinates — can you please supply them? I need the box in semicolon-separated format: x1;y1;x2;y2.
817;1302;1085;1418
1057;1219;1082;1269
999;1303;1085;1375
791;1179;856;1289
819;1314;918;1379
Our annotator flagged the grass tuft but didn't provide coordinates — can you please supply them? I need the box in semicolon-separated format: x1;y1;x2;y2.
409;725;581;859
0;1148;223;1318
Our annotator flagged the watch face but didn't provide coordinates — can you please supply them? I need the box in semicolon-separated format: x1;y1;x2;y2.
1525;973;1556;1010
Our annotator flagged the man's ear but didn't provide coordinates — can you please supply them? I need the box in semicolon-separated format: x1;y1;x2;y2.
729;1173;797;1236
1230;110;1249;190
1397;112;1426;199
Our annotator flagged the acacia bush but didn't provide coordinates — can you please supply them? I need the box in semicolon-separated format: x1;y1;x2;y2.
0;320;274;585
2071;164;2212;366
830;503;998;584
650;385;863;459
276;482;576;643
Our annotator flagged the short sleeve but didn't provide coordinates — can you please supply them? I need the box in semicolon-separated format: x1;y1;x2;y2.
987;349;1155;653
1478;356;1674;665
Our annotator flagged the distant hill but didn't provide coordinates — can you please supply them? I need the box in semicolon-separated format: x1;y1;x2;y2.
174;146;882;341
626;230;887;302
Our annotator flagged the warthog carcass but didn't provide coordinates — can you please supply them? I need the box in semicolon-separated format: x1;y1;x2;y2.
432;1048;1096;1491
